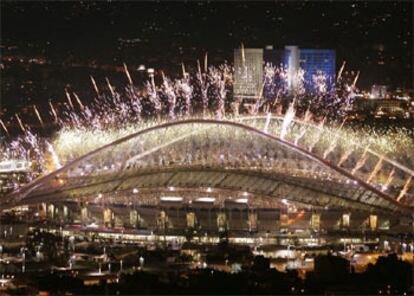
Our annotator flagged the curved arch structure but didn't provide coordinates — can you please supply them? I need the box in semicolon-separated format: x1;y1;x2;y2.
238;115;414;177
237;115;414;208
2;119;412;217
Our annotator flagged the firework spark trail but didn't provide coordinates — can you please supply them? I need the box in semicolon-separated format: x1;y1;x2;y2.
204;52;208;73
280;100;296;140
298;69;306;95
0;119;9;136
123;63;133;85
161;72;177;119
15;114;26;132
181;63;187;78
197;60;202;76
308;117;326;152
33;105;44;127
216;81;226;118
105;78;116;97
338;148;354;167
263;63;278;108
396;176;412;202
294;127;307;146
24;130;44;163
49;100;59;123
209;67;226;118
383;168;395;190
73;92;85;109
146;80;162;116
253;83;265;115
278;66;289;98
351;146;370;175
272;88;281;107
197;60;209;115
367;156;384;183
322;119;346;159
125;84;142;121
263;112;272;133
177;76;193;116
337;61;346;82
65;89;75;110
99;79;130;126
323;137;338;159
46;140;62;170
90;75;100;97
352;71;360;88
293;109;313;146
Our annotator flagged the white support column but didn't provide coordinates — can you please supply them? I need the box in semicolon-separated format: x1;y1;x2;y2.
103;208;114;227
369;214;377;231
47;204;55;220
248;210;258;232
342;213;350;229
186;212;196;229
311;213;321;231
81;206;89;225
130;210;138;227
217;212;227;233
157;210;168;231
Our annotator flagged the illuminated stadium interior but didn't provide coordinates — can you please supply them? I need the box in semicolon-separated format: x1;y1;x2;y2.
3;118;412;236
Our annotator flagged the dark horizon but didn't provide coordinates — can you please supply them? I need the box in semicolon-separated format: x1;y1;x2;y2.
1;1;413;90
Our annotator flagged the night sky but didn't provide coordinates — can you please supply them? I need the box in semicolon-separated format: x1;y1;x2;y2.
1;1;413;89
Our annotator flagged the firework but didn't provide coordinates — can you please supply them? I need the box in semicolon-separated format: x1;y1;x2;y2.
73;92;85;109
49;100;59;122
123;63;133;85
263;112;271;133
0;119;9;136
383;168;395;190
352;71;360;88
367;156;384;184
280;100;296;140
337;61;346;82
33;105;44;127
65;89;75;110
90;75;100;97
396;176;412;202
15;114;26;132
0;52;412;207
161;72;177;119
351;146;370;175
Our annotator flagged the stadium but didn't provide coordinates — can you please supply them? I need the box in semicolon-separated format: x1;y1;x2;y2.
3;115;413;246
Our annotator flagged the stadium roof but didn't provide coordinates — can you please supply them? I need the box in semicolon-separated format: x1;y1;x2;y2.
2;119;412;217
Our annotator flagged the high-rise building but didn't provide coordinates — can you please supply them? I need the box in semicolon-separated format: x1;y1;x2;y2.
299;48;336;90
281;46;336;93
371;84;388;98
234;45;336;97
233;48;263;99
